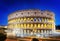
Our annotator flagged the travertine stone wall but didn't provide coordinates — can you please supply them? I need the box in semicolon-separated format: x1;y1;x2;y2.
7;9;55;38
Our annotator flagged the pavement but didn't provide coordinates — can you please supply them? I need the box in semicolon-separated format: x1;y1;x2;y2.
5;38;18;41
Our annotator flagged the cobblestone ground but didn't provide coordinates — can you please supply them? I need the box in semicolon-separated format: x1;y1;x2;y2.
5;38;18;41
5;38;60;41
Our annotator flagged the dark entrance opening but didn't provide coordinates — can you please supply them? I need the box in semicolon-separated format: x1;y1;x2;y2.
32;38;39;41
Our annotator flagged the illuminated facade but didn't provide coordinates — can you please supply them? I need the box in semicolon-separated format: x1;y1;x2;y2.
7;9;55;38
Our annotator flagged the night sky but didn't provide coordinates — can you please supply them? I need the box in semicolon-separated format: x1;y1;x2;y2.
0;0;60;25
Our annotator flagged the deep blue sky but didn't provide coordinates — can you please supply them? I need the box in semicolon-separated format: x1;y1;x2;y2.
0;0;60;25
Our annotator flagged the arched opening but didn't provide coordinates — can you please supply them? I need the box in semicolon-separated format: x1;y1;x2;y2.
32;38;39;41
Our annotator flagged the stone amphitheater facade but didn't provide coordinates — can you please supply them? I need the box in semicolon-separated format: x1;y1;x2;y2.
7;9;55;38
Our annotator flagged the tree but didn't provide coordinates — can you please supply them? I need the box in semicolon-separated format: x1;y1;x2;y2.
32;38;39;41
0;33;6;41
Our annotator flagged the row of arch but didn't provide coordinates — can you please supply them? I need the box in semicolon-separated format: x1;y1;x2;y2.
15;29;52;38
21;29;52;34
8;17;54;24
8;23;54;29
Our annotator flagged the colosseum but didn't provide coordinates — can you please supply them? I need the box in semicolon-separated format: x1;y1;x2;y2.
7;9;55;39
